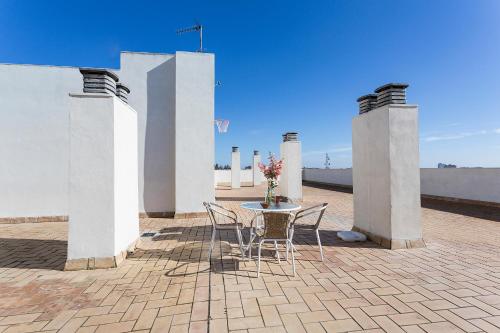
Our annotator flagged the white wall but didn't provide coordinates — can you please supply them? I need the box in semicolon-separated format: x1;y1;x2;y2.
118;52;175;214
304;167;500;204
175;52;215;213
0;64;81;217
303;168;353;186
68;95;139;259
215;169;254;185
421;168;500;203
113;99;139;255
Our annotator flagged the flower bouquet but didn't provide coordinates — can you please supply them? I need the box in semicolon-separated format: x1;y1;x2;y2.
258;153;284;207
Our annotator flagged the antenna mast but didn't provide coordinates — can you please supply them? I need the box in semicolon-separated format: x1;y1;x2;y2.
324;153;331;169
176;24;203;52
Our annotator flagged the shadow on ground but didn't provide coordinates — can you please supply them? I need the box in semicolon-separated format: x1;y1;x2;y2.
0;238;67;270
129;225;381;277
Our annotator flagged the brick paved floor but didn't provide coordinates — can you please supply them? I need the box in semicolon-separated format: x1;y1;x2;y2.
1;185;500;332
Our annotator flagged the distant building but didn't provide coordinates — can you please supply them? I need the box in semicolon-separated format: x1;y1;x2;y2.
438;163;457;168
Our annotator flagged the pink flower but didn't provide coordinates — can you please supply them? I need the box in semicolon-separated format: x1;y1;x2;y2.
258;153;284;181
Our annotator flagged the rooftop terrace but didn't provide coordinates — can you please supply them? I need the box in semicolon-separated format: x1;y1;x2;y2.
1;185;500;333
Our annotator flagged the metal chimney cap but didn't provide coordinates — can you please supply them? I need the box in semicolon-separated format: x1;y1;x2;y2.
79;68;119;82
374;83;409;93
232;147;239;152
253;150;259;155
356;94;377;102
283;132;299;142
116;82;130;93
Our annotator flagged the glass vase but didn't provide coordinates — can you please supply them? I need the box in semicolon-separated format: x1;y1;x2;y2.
265;184;275;206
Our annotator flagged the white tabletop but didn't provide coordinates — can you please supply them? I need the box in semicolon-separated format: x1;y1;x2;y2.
240;201;301;212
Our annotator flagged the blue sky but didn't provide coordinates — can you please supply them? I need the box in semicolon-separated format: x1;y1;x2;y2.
2;0;500;168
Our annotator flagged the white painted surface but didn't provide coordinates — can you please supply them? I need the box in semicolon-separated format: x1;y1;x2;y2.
303;167;500;204
113;99;140;254
231;151;241;188
253;154;262;186
215;169;253;185
280;141;303;200
420;168;500;203
303;168;353;186
174;52;215;213
68;95;139;259
0;64;81;217
118;52;175;214
352;105;421;241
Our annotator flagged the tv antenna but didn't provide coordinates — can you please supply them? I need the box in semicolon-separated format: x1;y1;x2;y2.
324;153;331;169
176;23;203;52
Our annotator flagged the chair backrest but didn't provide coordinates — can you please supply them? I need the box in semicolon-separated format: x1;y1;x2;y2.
203;202;238;228
262;212;292;239
291;203;328;229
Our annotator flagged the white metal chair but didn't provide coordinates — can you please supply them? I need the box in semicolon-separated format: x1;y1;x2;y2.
203;202;245;261
288;203;328;261
254;212;296;277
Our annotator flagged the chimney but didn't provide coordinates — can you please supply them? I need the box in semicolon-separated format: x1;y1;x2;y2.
356;94;378;114
283;132;298;142
253;150;259;156
374;83;409;108
116;83;130;104
79;68;119;95
232;146;239;152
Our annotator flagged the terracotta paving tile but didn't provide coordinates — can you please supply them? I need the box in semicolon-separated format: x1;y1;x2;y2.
388;313;429;326
0;314;41;326
94;320;135;333
450;306;490;320
261;305;283;326
2;321;48;333
418;321;465;333
150;315;173;333
361;305;399;317
277;303;310;315
468;318;500;333
321;319;361;332
371;316;405;333
298;310;333;324
133;308;159;330
59;317;88;333
83;313;122;327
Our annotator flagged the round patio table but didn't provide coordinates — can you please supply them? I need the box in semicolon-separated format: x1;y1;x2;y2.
240;201;301;259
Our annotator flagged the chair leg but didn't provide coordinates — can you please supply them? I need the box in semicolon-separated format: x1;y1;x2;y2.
289;240;296;277
236;228;245;258
286;228;294;259
274;241;280;263
208;228;216;261
257;240;263;278
248;236;252;261
315;229;323;261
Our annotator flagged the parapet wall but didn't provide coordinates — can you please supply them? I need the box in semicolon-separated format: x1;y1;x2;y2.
303;168;500;205
215;169;253;186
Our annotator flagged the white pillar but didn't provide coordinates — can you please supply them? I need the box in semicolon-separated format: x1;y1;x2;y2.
174;52;215;217
66;93;139;270
352;83;423;249
280;132;302;201
252;150;262;186
231;147;241;189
